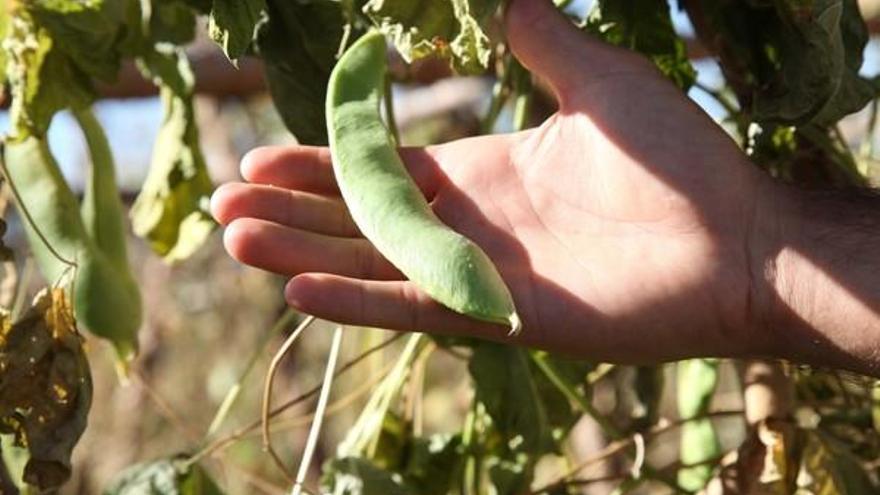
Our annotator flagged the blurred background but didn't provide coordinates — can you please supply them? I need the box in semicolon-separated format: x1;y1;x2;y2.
4;0;880;493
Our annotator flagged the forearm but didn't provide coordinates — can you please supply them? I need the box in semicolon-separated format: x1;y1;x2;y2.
755;181;880;376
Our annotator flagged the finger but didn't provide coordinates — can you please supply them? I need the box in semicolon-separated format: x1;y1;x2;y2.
211;182;360;238
505;0;653;102
241;145;447;199
285;273;513;341
223;218;402;280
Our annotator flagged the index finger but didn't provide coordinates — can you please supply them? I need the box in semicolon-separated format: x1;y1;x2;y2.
240;145;447;199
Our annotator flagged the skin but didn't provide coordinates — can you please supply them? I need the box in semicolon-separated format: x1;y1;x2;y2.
212;0;880;376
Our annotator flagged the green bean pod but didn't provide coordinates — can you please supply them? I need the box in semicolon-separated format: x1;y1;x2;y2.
326;32;520;334
677;358;720;491
2;134;142;362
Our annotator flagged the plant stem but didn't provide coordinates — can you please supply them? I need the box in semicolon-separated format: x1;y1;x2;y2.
262;315;317;482
511;59;533;132
531;354;687;492
482;59;512;134
291;326;344;495
531;352;620;438
206;309;298;438
338;333;424;458
186;333;405;464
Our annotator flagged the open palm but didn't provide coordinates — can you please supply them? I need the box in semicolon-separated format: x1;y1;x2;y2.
212;0;772;363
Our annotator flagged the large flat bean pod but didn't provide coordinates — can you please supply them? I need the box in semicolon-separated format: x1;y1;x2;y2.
326;32;520;334
3;136;142;361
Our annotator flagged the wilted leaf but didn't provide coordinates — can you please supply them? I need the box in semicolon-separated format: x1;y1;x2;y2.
0;289;91;491
132;47;215;262
209;0;266;63
29;0;126;82
4;10;95;138
729;419;795;495
104;457;224;494
364;0;500;74
796;431;875;495
585;0;695;89
256;0;351;145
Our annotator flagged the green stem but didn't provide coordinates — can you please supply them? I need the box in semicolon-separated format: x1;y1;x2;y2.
482;60;512;134
531;352;620;438
861;98;879;159
511;59;533;132
532;354;685;493
291;326;345;495
339;333;424;457
461;402;479;495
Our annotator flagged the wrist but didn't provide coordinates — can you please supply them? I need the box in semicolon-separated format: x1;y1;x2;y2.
743;174;791;360
748;180;880;374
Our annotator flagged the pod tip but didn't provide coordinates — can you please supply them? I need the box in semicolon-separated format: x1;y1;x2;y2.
507;312;522;337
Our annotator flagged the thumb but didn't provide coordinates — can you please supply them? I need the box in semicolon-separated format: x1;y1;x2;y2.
505;0;645;102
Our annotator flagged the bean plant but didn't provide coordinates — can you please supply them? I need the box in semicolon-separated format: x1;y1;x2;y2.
1;0;880;494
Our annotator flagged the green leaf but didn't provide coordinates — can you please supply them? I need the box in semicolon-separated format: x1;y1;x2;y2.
321;457;408;495
0;2;10;88
29;0;127;82
150;0;198;45
131;47;216;262
104;458;224;494
752;0;872;124
364;0;500;74
469;343;553;454
528;351;593;440
256;0;351;145
5;10;95;138
179;0;213;14
400;434;461;495
208;0;266;63
0;289;92;491
468;346;590;495
699;0;874;126
872;381;880;434
485;450;534;495
585;0;695;89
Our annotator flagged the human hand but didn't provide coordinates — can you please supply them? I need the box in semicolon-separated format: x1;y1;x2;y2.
211;0;775;363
